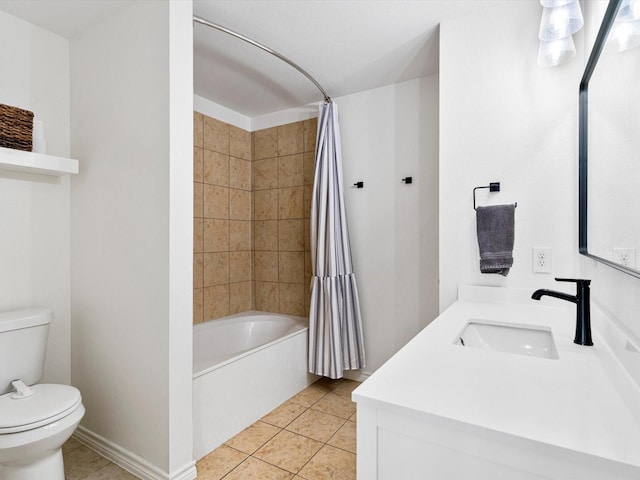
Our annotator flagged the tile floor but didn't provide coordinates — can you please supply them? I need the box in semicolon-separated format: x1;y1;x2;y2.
63;378;358;480
63;437;137;480
196;377;359;480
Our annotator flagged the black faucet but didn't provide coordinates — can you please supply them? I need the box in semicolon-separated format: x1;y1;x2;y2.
531;278;593;346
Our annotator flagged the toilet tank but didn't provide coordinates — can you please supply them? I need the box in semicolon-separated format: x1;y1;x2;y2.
0;308;52;396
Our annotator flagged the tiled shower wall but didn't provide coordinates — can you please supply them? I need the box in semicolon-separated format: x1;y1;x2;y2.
252;119;317;318
193;112;317;324
193;113;253;323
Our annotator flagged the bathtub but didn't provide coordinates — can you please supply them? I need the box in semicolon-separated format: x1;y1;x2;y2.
192;311;316;459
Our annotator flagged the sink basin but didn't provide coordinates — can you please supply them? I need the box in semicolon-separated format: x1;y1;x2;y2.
455;320;559;359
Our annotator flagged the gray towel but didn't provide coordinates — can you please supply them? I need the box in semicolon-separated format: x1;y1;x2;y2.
476;204;515;276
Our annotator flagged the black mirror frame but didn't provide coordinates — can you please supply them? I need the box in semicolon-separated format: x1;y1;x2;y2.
578;0;640;278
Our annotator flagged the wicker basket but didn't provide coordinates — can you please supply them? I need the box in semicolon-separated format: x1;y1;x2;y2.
0;104;34;151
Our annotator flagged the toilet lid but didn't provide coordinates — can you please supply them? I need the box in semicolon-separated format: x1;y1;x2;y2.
0;384;82;434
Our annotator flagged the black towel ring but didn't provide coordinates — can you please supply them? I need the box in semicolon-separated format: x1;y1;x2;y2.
473;182;517;210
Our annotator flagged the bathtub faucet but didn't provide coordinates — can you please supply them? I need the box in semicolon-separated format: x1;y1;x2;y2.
531;278;592;346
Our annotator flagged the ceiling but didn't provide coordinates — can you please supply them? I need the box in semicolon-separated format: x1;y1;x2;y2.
0;0;511;117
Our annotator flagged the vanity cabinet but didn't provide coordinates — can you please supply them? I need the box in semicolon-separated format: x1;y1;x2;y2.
352;286;640;480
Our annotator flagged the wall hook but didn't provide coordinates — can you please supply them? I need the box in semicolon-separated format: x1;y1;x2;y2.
352;181;364;189
402;176;413;184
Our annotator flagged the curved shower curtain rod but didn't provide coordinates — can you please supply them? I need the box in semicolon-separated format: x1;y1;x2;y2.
193;15;332;103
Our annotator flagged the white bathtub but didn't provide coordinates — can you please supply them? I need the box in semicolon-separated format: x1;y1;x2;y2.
192;311;316;459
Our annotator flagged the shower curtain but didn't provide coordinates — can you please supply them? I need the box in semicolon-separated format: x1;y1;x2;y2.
308;101;365;379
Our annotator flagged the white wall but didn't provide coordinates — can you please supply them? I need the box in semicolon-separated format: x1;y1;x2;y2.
70;1;194;478
337;76;439;377
0;11;71;386
168;0;195;476
440;1;584;312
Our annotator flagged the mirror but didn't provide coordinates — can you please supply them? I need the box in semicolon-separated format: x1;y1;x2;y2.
579;0;640;278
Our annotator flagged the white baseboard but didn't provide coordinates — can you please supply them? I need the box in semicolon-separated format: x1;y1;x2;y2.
73;426;196;480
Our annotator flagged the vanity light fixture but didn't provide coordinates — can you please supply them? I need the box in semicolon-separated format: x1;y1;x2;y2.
537;0;584;67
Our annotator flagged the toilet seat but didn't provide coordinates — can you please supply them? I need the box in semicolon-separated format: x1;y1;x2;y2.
0;384;82;434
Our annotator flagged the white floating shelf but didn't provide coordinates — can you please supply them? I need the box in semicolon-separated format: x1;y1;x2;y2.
0;146;79;176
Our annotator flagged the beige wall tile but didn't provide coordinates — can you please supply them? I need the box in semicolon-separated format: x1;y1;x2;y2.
194;146;204;183
194;217;204;253
204;115;230;154
278;154;303;188
255;281;279;312
193;112;327;320
193;288;204;325
204;150;229;187
230;220;251;251
253;127;277;160
194;253;204;289
303;186;312;219
303;117;317;153
194;182;203;218
204;185;229;219
230;251;252;283
279;283;305;316
204;284;230;320
303;152;315;186
279;252;304;284
203;219;229;252
254;220;278;251
255;251;278;282
230;125;252;161
304;222;310;252
230;281;252;314
277;122;304;156
253;158;278;190
194;111;204;148
304;251;313;279
255;189;278;220
279;219;304;252
278;187;304;219
204;252;229;286
304;287;311;317
230;157;252;191
230;189;251;220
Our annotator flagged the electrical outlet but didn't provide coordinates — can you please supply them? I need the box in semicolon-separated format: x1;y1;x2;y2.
532;247;552;274
613;248;636;268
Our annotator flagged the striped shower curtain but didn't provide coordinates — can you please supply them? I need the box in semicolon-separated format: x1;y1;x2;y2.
308;101;365;379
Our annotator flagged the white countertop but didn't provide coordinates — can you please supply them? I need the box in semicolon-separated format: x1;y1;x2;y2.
353;285;640;470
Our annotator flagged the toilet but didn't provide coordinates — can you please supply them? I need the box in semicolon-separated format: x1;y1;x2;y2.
0;308;85;480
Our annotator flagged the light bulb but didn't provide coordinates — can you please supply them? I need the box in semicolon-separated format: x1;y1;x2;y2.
538;35;576;67
608;19;640;51
539;0;584;41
